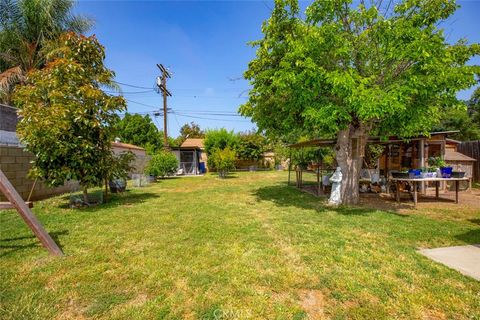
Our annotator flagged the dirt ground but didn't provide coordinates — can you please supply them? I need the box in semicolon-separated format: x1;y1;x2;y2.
299;184;480;219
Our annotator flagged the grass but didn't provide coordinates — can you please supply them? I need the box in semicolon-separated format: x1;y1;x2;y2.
1;171;479;319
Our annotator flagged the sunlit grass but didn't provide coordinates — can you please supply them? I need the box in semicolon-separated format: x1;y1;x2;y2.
1;171;479;319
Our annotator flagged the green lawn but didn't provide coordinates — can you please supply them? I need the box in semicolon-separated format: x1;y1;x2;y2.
1;171;479;319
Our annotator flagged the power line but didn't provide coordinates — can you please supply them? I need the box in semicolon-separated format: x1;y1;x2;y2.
173;94;248;99
112;81;154;90
172;112;251;123
174;111;242;117
124;98;159;109
104;89;155;94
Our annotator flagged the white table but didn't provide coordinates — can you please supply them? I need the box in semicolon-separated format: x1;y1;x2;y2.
390;177;470;206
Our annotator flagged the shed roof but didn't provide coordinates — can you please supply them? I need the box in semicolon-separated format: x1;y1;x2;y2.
444;149;476;162
112;141;145;151
181;138;204;149
287;131;461;149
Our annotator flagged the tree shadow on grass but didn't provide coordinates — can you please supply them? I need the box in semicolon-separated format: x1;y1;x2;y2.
58;191;160;211
0;230;69;257
253;183;408;217
468;219;480;226
455;229;480;245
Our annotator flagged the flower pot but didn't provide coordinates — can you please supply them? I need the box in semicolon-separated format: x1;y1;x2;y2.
109;178;127;193
451;171;465;178
408;169;421;179
440;167;453;178
391;172;409;179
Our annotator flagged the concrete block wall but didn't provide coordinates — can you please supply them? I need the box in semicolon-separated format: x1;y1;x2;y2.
0;146;77;201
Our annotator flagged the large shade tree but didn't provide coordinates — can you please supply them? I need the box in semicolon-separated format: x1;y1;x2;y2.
115;113;165;153
13;33;126;203
175;121;205;146
0;0;92;103
434;85;480;141
240;0;480;204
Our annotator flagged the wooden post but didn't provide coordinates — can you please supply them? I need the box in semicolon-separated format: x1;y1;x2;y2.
413;181;418;207
0;170;63;256
396;180;400;203
455;180;459;204
419;139;425;194
435;181;439;199
287;149;292;186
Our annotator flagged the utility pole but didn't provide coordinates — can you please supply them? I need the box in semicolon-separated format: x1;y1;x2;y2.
156;64;172;150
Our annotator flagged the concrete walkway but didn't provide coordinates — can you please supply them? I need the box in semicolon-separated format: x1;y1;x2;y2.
419;245;480;281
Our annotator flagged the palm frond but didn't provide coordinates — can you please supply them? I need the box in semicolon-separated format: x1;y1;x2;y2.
0;65;24;91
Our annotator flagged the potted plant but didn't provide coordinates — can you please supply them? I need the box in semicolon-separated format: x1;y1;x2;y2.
391;169;409;179
420;167;428;179
108;152;135;193
408;169;421;179
420;167;438;178
427;166;437;178
428;156;452;178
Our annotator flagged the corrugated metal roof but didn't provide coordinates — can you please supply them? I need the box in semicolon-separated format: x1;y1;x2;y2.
181;138;204;149
445;150;476;162
288;131;462;148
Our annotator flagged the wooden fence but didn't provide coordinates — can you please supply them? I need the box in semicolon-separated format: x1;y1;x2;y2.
457;140;480;182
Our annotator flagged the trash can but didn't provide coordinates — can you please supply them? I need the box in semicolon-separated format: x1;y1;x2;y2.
199;162;206;174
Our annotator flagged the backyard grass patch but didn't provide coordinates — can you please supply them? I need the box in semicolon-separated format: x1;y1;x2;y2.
1;171;479;319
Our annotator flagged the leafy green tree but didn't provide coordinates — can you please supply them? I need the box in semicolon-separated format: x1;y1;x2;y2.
13;33;125;203
0;0;92;103
145;151;178;178
210;147;236;178
434;84;480;141
237;131;266;161
176;121;205;145
204;128;239;155
241;0;479;204
434;108;480;141
116;113;164;153
469;86;480;130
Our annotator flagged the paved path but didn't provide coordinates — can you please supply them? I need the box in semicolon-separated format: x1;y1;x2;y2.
419;245;480;281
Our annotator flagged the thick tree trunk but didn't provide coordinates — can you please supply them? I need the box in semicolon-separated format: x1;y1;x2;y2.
82;186;89;204
335;124;368;205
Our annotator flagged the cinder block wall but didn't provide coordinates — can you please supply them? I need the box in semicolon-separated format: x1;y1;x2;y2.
0;146;77;201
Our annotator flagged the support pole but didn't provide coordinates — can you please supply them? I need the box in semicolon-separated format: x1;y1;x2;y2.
287;149;292;186
419;139;425;194
156;64;172;150
0;170;63;256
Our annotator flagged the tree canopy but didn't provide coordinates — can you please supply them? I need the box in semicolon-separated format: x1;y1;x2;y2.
115;113;165;153
204;128;239;155
435;86;480;141
0;0;92;103
241;0;480;204
237;131;267;161
177;122;205;144
13;32;125;203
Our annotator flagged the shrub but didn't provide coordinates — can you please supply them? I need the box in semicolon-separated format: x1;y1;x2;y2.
428;156;447;169
210;148;236;178
237;132;266;161
204;129;239;156
145;151;178;178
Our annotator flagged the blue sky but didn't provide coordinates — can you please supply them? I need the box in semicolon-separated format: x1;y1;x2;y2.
75;0;480;137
